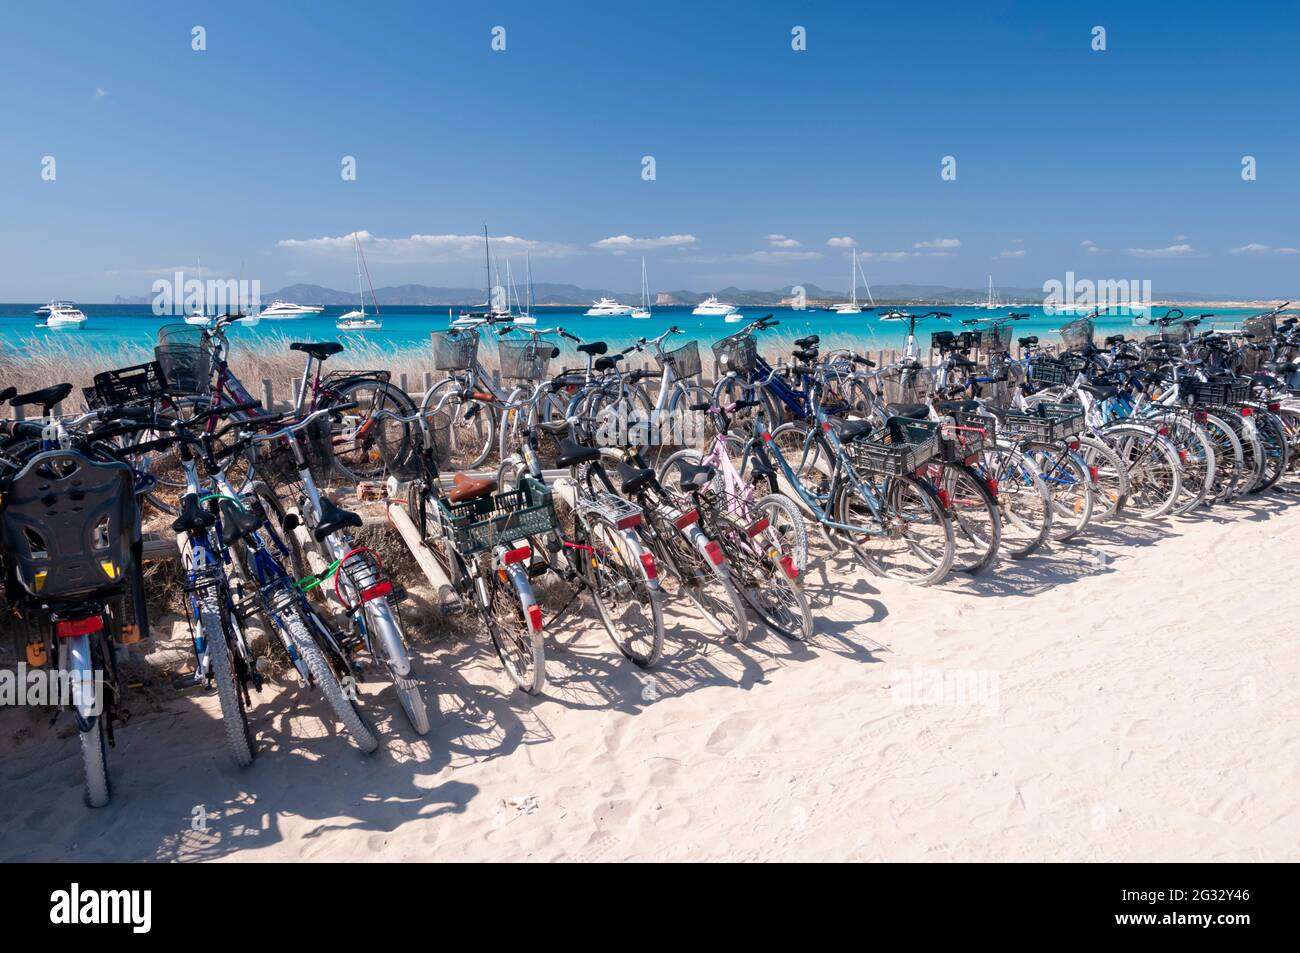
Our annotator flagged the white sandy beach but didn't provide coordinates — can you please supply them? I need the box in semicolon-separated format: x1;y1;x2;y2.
2;488;1297;863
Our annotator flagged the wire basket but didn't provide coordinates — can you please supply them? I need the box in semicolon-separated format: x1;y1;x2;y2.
1180;377;1251;405
998;403;1085;442
431;329;479;371
84;361;168;410
711;334;758;376
657;340;702;379
940;411;991;462
1159;323;1194;344
1058;317;1096;349
1241;314;1276;341
980;323;1014;352
155;344;212;396
1029;357;1073;385
497;339;555;380
437;475;556;556
879;365;936;404
849;417;941;476
156;324;208;348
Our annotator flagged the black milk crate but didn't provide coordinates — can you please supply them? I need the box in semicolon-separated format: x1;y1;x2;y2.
849;417;941;477
1029;357;1072;385
1181;377;1251;406
437;475;556;556
999;402;1085;442
940;411;991;462
86;361;168;410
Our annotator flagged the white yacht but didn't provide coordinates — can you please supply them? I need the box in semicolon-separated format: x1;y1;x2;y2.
35;300;74;317
693;295;739;317
585;296;634;317
43;303;88;328
260;299;325;319
337;232;383;331
831;248;874;315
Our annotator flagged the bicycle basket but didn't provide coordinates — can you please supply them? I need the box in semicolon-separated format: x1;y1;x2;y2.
87;361;168;410
497;339;555;380
711;334;758;375
0;451;138;600
980;323;1013;352
879;365;936;404
998;402;1085;442
1029;356;1073;385
436;475;556;556
1180;376;1251;405
940;411;991;462
156;323;207;348
154;344;213;397
1058;316;1095;349
1241;314;1276;341
431;328;479;371
849;417;941;476
656;339;702;379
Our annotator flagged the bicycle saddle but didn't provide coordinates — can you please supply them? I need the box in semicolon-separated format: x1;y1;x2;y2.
449;472;497;503
0;386;16;404
11;382;74;411
674;459;716;488
1079;383;1119;401
171;493;216;535
220;498;264;544
794;335;820;348
290;342;345;360
885;402;930;420
792;348;818;362
314;496;363;541
618;460;655;496
554;436;602;469
577;341;608;356
594;354;624;372
827;417;876;440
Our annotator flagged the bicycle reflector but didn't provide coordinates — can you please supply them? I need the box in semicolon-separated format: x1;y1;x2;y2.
1089;466;1100;481
502;545;531;566
673;509;700;530
639;551;658;580
1194;410;1209;423
745;516;770;537
360;580;394;603
703;540;726;566
1268;401;1281;413
1240;406;1254;417
779;554;799;581
616;512;642;530
527;603;543;632
55;615;103;638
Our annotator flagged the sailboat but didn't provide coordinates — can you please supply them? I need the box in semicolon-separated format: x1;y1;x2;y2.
453;225;503;327
631;256;652;319
337;233;382;330
185;258;213;325
512;252;538;326
831;248;873;315
982;275;1001;310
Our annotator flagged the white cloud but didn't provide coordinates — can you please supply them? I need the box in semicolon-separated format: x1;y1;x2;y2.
826;236;856;247
591;234;697;251
279;230;579;261
1081;239;1100;254
997;249;1026;258
94;87;108;100
1229;243;1299;256
1173;234;1188;241
1125;243;1196;259
862;250;919;261
913;238;961;250
767;234;801;248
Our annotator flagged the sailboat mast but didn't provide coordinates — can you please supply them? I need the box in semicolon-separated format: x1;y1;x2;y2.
526;251;534;314
483;225;492;308
355;233;365;316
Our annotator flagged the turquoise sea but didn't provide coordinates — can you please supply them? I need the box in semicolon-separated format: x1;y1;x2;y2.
0;302;1267;360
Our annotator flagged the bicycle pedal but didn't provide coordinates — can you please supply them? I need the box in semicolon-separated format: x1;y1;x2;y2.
26;642;48;667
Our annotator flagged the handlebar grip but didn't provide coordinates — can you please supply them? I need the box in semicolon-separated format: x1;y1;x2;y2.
852;355;876;367
99;405;156;422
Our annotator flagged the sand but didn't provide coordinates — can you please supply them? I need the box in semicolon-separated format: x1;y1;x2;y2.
2;487;1297;862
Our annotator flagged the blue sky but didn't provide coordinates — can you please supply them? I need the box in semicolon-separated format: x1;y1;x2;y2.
2;0;1298;300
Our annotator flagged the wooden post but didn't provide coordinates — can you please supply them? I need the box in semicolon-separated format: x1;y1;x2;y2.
261;379;274;412
384;500;460;611
398;372;409;397
422;371;432;392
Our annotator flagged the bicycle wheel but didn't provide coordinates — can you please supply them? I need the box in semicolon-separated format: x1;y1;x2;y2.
1251;411;1288;492
198;584;256;767
1076;435;1129;522
836;474;955;586
329;377;419;482
577;509;664;666
421;377;498;470
282;605;380;753
1199;413;1243;502
1023;441;1094;538
922;460;1002;574
1098;425;1181;519
978;443;1052;558
1162;418;1215;515
479;568;546;695
644;508;749;640
744;495;813;639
